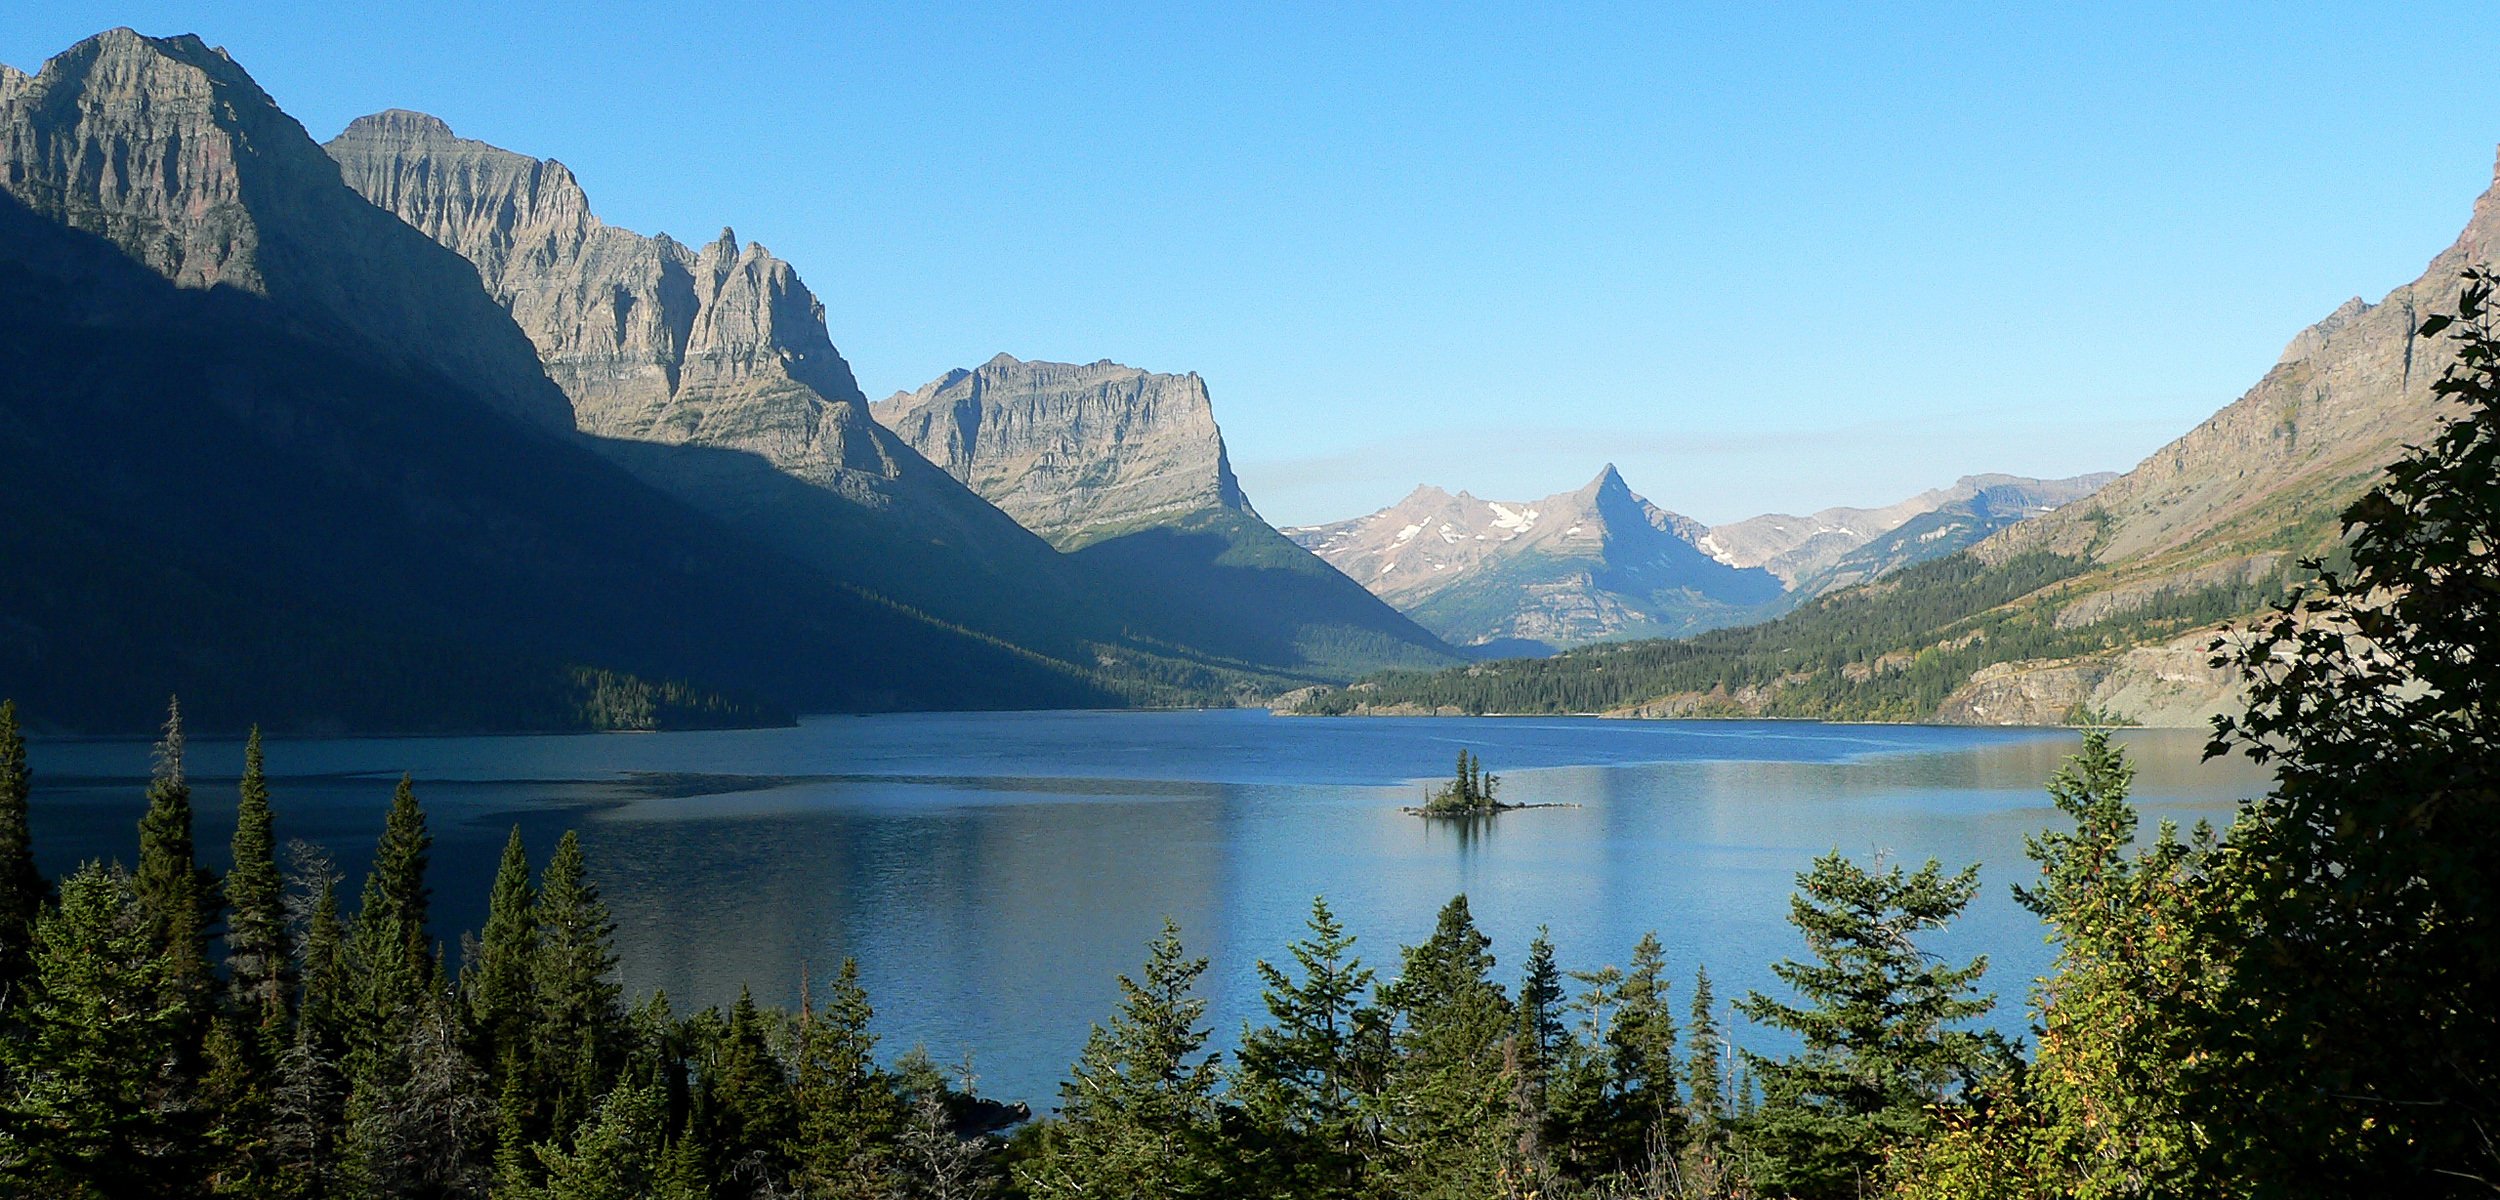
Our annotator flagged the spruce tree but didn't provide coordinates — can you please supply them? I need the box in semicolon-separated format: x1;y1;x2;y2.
534;830;623;1133
1232;896;1378;1197
1378;894;1514;1199
1683;966;1723;1135
0;863;199;1194
694;985;793;1191
1608;932;1677;1139
133;697;215;1031
1025;918;1226;1200
224;730;292;1057
0;698;44;991
789;958;900;1198
521;1080;705;1200
1737;852;1999;1200
465;826;539;1143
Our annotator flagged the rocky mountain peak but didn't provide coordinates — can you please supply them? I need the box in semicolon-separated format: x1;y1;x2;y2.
0;29;573;430
872;356;1253;548
326;112;880;454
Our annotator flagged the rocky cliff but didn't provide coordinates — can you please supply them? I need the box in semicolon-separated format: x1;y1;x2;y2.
0;32;572;431
322;109;1121;655
872;355;1254;548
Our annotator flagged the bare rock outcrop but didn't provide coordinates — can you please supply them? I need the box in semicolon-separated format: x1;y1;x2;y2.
0;31;572;431
1933;633;2244;728
325;110;909;496
871;354;1253;548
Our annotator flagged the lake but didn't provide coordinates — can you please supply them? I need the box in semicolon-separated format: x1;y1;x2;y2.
21;710;2270;1108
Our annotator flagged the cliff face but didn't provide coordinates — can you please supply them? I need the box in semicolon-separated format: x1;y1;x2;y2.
1289;466;1784;650
1915;152;2500;725
323;109;1113;659
872;355;1254;548
0;32;571;431
1980;153;2500;573
325;110;907;492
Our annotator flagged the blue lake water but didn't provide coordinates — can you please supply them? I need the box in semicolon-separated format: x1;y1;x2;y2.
22;710;2269;1108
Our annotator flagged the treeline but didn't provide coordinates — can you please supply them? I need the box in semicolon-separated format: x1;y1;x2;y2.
1295;541;2294;720
0;699;1019;1198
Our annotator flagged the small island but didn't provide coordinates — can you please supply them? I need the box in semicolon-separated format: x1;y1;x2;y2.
1408;749;1567;817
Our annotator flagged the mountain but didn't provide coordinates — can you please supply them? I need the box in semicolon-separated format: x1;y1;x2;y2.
1289;468;2106;654
874;355;1457;677
0;29;1115;732
1296;150;2500;725
1285;467;1785;653
322;110;1104;654
1702;473;2116;593
873;355;1253;548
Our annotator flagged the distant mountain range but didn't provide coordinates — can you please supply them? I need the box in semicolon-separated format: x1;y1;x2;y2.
0;29;1450;733
1296;147;2500;724
1288;468;2111;654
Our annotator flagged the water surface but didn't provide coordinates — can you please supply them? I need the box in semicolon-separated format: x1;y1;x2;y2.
25;711;2269;1107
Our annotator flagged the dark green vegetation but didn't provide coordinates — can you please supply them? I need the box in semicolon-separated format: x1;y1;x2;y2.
1;306;2495;1199
1296;543;2293;719
1070;507;1457;686
1414;749;1512;816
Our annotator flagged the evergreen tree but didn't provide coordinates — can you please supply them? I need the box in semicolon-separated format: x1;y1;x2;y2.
365;775;432;977
133;697;215;1031
0;863;198;1195
464;827;539;1148
788;958;901;1198
1683;967;1724;1136
211;726;292;1191
2186;269;2500;1193
1024;919;1226;1200
0;699;45;992
693;986;793;1193
224;729;292;1051
533;830;623;1133
1737;852;2000;1200
1232;896;1379;1197
522;1080;705;1200
1378;895;1514;1199
337;779;441;1198
1608;932;1677;1141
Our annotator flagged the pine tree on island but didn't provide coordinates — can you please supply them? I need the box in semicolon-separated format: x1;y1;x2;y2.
1416;750;1516;816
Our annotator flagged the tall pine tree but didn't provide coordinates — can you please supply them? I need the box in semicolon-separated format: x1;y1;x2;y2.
1232;896;1380;1198
788;958;900;1198
1025;919;1227;1200
534;830;623;1134
1379;895;1515;1200
133;697;215;1033
1737;852;2000;1200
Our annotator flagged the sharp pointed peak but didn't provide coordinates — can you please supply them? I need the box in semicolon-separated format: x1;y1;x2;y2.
981;351;1023;369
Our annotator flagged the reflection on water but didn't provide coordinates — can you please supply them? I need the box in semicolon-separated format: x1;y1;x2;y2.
23;712;2271;1108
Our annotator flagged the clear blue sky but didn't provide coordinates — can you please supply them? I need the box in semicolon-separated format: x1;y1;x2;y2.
9;3;2499;525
